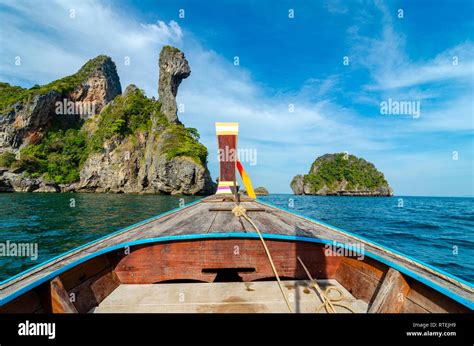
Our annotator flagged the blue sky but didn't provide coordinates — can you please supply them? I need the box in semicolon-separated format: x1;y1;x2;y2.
0;0;473;196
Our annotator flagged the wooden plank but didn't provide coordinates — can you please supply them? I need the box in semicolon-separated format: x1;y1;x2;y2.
338;256;386;280
90;270;121;304
400;298;430;313
49;276;78;313
95;280;368;313
368;268;410;313
260;208;322;237
249;210;298;235
402;278;467;313
141;202;216;237
59;255;111;291
112;239;341;284
334;257;387;303
68;267;119;313
208;208;266;212
207;209;248;233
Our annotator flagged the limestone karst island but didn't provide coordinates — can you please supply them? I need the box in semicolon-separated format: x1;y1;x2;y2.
291;153;393;196
0;46;214;194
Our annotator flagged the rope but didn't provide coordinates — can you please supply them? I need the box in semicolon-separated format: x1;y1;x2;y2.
232;204;294;313
297;256;356;313
297;256;336;313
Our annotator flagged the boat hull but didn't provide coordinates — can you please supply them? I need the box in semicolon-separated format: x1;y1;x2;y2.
0;236;470;313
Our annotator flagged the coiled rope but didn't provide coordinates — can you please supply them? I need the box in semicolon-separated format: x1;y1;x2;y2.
297;256;355;313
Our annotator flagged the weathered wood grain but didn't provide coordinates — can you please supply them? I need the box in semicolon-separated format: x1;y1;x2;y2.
49;276;78;313
68;267;120;313
112;239;341;284
402;278;467;313
94;280;368;313
368;268;410;313
334;257;386;303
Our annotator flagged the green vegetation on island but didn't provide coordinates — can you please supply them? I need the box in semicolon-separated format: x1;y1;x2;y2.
0;151;16;168
291;153;392;196
16;127;88;183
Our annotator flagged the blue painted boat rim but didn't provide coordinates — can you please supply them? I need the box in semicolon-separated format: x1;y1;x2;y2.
0;232;472;310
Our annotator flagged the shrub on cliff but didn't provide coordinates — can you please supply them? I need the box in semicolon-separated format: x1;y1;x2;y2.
87;87;160;152
16;127;88;184
0;151;17;168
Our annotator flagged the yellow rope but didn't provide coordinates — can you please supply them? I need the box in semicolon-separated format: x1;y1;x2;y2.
297;256;336;313
232;204;294;313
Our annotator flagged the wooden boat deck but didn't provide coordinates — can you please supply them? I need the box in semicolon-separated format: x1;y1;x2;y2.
93;280;368;313
1;197;473;308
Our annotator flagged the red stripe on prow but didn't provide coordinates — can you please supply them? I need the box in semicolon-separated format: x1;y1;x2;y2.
236;160;243;175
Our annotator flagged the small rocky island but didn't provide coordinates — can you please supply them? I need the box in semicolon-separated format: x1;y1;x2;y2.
254;187;269;195
241;186;269;196
291;153;393;196
0;46;215;194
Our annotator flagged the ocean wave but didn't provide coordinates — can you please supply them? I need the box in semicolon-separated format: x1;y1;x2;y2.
387;219;442;231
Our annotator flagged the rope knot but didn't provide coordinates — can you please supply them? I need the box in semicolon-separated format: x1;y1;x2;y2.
232;204;247;217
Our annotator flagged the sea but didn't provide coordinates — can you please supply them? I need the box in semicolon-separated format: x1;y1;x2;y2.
0;193;472;283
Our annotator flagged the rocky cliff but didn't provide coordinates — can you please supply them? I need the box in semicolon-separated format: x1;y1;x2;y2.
68;55;122;118
158;46;191;123
0;47;215;195
291;153;393;196
77;85;214;194
0;56;121;153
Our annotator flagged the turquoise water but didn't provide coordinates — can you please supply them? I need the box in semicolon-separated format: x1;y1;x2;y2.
0;193;200;281
0;193;473;283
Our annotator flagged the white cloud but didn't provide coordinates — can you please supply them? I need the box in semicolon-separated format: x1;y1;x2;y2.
348;1;474;91
140;21;183;43
324;0;349;14
366;42;474;90
0;0;182;96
